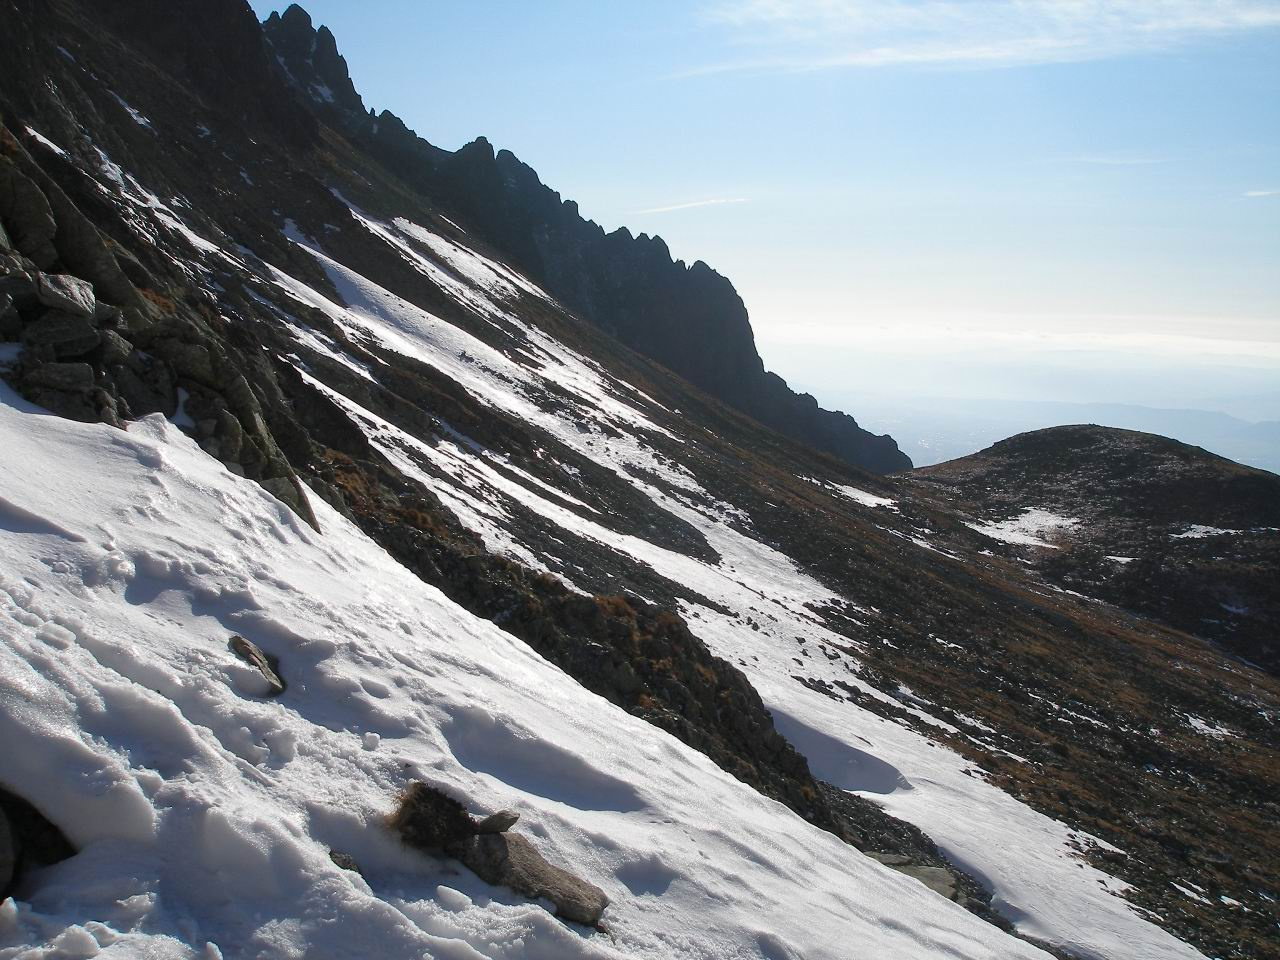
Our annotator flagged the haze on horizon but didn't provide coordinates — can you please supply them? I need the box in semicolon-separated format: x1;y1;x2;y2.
252;0;1280;465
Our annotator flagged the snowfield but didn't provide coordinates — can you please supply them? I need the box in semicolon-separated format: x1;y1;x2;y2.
243;213;1202;960
0;385;1053;960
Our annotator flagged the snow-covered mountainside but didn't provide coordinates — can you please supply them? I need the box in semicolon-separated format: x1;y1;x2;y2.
1;2;1277;959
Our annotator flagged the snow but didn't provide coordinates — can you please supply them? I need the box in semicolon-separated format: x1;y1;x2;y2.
246;237;1206;960
1171;525;1239;539
1186;716;1234;739
108;92;153;129
966;509;1078;549
0;141;1207;958
0;383;1055;960
803;477;897;510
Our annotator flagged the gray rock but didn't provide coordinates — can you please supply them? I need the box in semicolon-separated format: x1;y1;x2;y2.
892;864;960;902
0;271;38;312
93;301;123;328
22;312;101;358
328;850;361;875
35;273;95;318
24;362;95;392
475;809;520;834
0;157;58;268
455;832;608;926
228;634;285;696
0;805;14;895
99;330;134;366
0;220;11;254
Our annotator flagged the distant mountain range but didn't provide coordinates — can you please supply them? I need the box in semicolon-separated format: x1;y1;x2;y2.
847;395;1280;475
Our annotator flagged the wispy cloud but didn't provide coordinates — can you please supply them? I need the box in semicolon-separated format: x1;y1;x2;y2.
1243;188;1280;197
688;1;1280;75
1057;156;1172;167
634;197;750;214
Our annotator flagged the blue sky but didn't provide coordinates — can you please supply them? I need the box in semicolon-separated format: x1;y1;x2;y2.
251;1;1280;416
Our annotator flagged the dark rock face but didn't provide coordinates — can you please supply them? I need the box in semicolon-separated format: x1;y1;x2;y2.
263;5;366;124
263;11;910;475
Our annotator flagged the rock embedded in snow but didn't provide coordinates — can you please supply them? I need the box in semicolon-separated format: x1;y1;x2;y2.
227;634;285;696
328;850;361;875
34;273;95;318
475;809;520;834
454;832;609;927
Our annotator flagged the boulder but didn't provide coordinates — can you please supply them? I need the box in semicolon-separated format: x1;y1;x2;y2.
894;864;960;902
94;301;123;328
23;362;95;392
22;312;101;358
454;832;609;926
34;273;95;318
228;634;285;696
475;809;520;834
99;329;134;366
0;157;57;268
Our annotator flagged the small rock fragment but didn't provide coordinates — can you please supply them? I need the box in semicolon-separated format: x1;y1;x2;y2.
475;809;520;834
228;634;285;696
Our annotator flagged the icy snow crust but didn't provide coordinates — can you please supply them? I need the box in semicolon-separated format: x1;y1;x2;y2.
0;387;1047;960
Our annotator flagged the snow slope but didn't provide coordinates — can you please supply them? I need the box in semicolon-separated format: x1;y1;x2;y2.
246;214;1205;960
0;385;1051;959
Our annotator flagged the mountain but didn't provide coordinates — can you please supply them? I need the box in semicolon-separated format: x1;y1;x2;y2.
911;425;1280;673
842;394;1280;475
0;2;1277;959
260;4;912;477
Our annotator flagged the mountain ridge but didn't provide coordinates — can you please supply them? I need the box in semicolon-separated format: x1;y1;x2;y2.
261;3;912;475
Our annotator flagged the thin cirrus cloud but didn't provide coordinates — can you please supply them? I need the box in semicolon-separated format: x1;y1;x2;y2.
1057;156;1172;167
634;197;750;214
1243;189;1280;197
688;1;1280;74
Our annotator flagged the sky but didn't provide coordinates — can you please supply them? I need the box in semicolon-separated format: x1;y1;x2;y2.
251;0;1280;424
